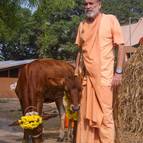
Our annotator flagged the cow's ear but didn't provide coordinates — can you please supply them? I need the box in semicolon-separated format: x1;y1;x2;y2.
9;120;19;126
42;113;58;120
64;85;68;91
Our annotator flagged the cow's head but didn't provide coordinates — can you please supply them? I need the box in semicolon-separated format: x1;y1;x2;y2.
65;76;82;112
47;77;82;112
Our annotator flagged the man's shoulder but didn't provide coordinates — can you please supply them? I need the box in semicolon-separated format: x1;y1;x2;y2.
102;13;116;20
102;13;119;25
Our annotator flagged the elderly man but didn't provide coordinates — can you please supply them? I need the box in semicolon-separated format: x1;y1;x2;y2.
74;0;125;143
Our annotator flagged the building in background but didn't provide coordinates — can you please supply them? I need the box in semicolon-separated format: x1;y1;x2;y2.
121;17;143;46
0;59;34;98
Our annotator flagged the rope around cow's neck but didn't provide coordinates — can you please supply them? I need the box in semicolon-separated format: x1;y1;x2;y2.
24;106;37;115
32;131;43;138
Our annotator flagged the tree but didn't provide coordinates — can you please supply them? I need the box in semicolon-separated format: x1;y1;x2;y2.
1;0;143;60
103;0;143;24
0;0;39;60
34;0;83;60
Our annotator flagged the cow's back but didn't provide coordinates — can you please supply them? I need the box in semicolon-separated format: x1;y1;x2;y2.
29;59;74;78
15;59;77;103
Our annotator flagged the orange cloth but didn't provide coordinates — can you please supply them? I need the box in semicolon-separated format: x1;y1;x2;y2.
76;13;124;86
76;13;103;128
75;13;124;143
77;86;114;143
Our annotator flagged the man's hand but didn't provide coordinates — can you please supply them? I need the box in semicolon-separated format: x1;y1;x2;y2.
111;73;122;88
74;67;79;77
74;50;81;77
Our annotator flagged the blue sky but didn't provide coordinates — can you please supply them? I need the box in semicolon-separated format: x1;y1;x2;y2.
21;3;37;13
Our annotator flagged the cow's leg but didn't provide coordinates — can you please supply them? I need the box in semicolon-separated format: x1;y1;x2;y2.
19;99;30;143
22;130;30;143
32;97;44;143
55;97;65;142
32;125;43;143
66;119;73;142
72;121;78;143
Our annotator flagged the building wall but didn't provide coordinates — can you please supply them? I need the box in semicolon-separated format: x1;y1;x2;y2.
0;77;17;98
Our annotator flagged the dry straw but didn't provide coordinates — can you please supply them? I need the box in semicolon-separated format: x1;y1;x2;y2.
114;46;143;143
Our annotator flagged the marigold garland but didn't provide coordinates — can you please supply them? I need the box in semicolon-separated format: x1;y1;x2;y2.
18;114;42;130
66;107;78;121
64;94;78;121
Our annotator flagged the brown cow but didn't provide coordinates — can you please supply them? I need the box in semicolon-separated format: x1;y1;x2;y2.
12;59;81;143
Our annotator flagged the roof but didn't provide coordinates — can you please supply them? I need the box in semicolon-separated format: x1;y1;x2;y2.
0;59;35;71
121;17;143;46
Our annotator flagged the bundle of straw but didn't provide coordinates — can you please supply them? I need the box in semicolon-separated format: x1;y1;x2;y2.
114;46;143;143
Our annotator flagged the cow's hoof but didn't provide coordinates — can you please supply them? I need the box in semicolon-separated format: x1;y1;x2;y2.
65;137;72;142
57;137;64;142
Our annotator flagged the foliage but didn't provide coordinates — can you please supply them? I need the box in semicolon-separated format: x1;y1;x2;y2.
0;0;143;60
103;0;143;24
0;0;39;60
33;0;83;60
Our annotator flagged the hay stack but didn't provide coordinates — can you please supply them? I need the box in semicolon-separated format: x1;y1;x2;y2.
114;46;143;143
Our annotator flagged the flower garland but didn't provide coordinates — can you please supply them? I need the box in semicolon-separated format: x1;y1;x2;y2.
66;107;78;121
64;94;78;121
18;111;42;130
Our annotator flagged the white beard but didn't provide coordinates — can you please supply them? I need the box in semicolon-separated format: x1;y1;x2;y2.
85;8;100;18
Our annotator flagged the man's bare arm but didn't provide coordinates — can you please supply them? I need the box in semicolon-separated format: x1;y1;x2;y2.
116;44;125;71
74;48;82;76
112;44;125;87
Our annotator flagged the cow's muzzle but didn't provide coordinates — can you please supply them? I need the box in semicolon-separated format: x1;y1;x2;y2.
71;104;80;112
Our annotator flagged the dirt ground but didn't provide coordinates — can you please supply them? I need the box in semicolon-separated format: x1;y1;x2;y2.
0;98;71;143
1;98;143;143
